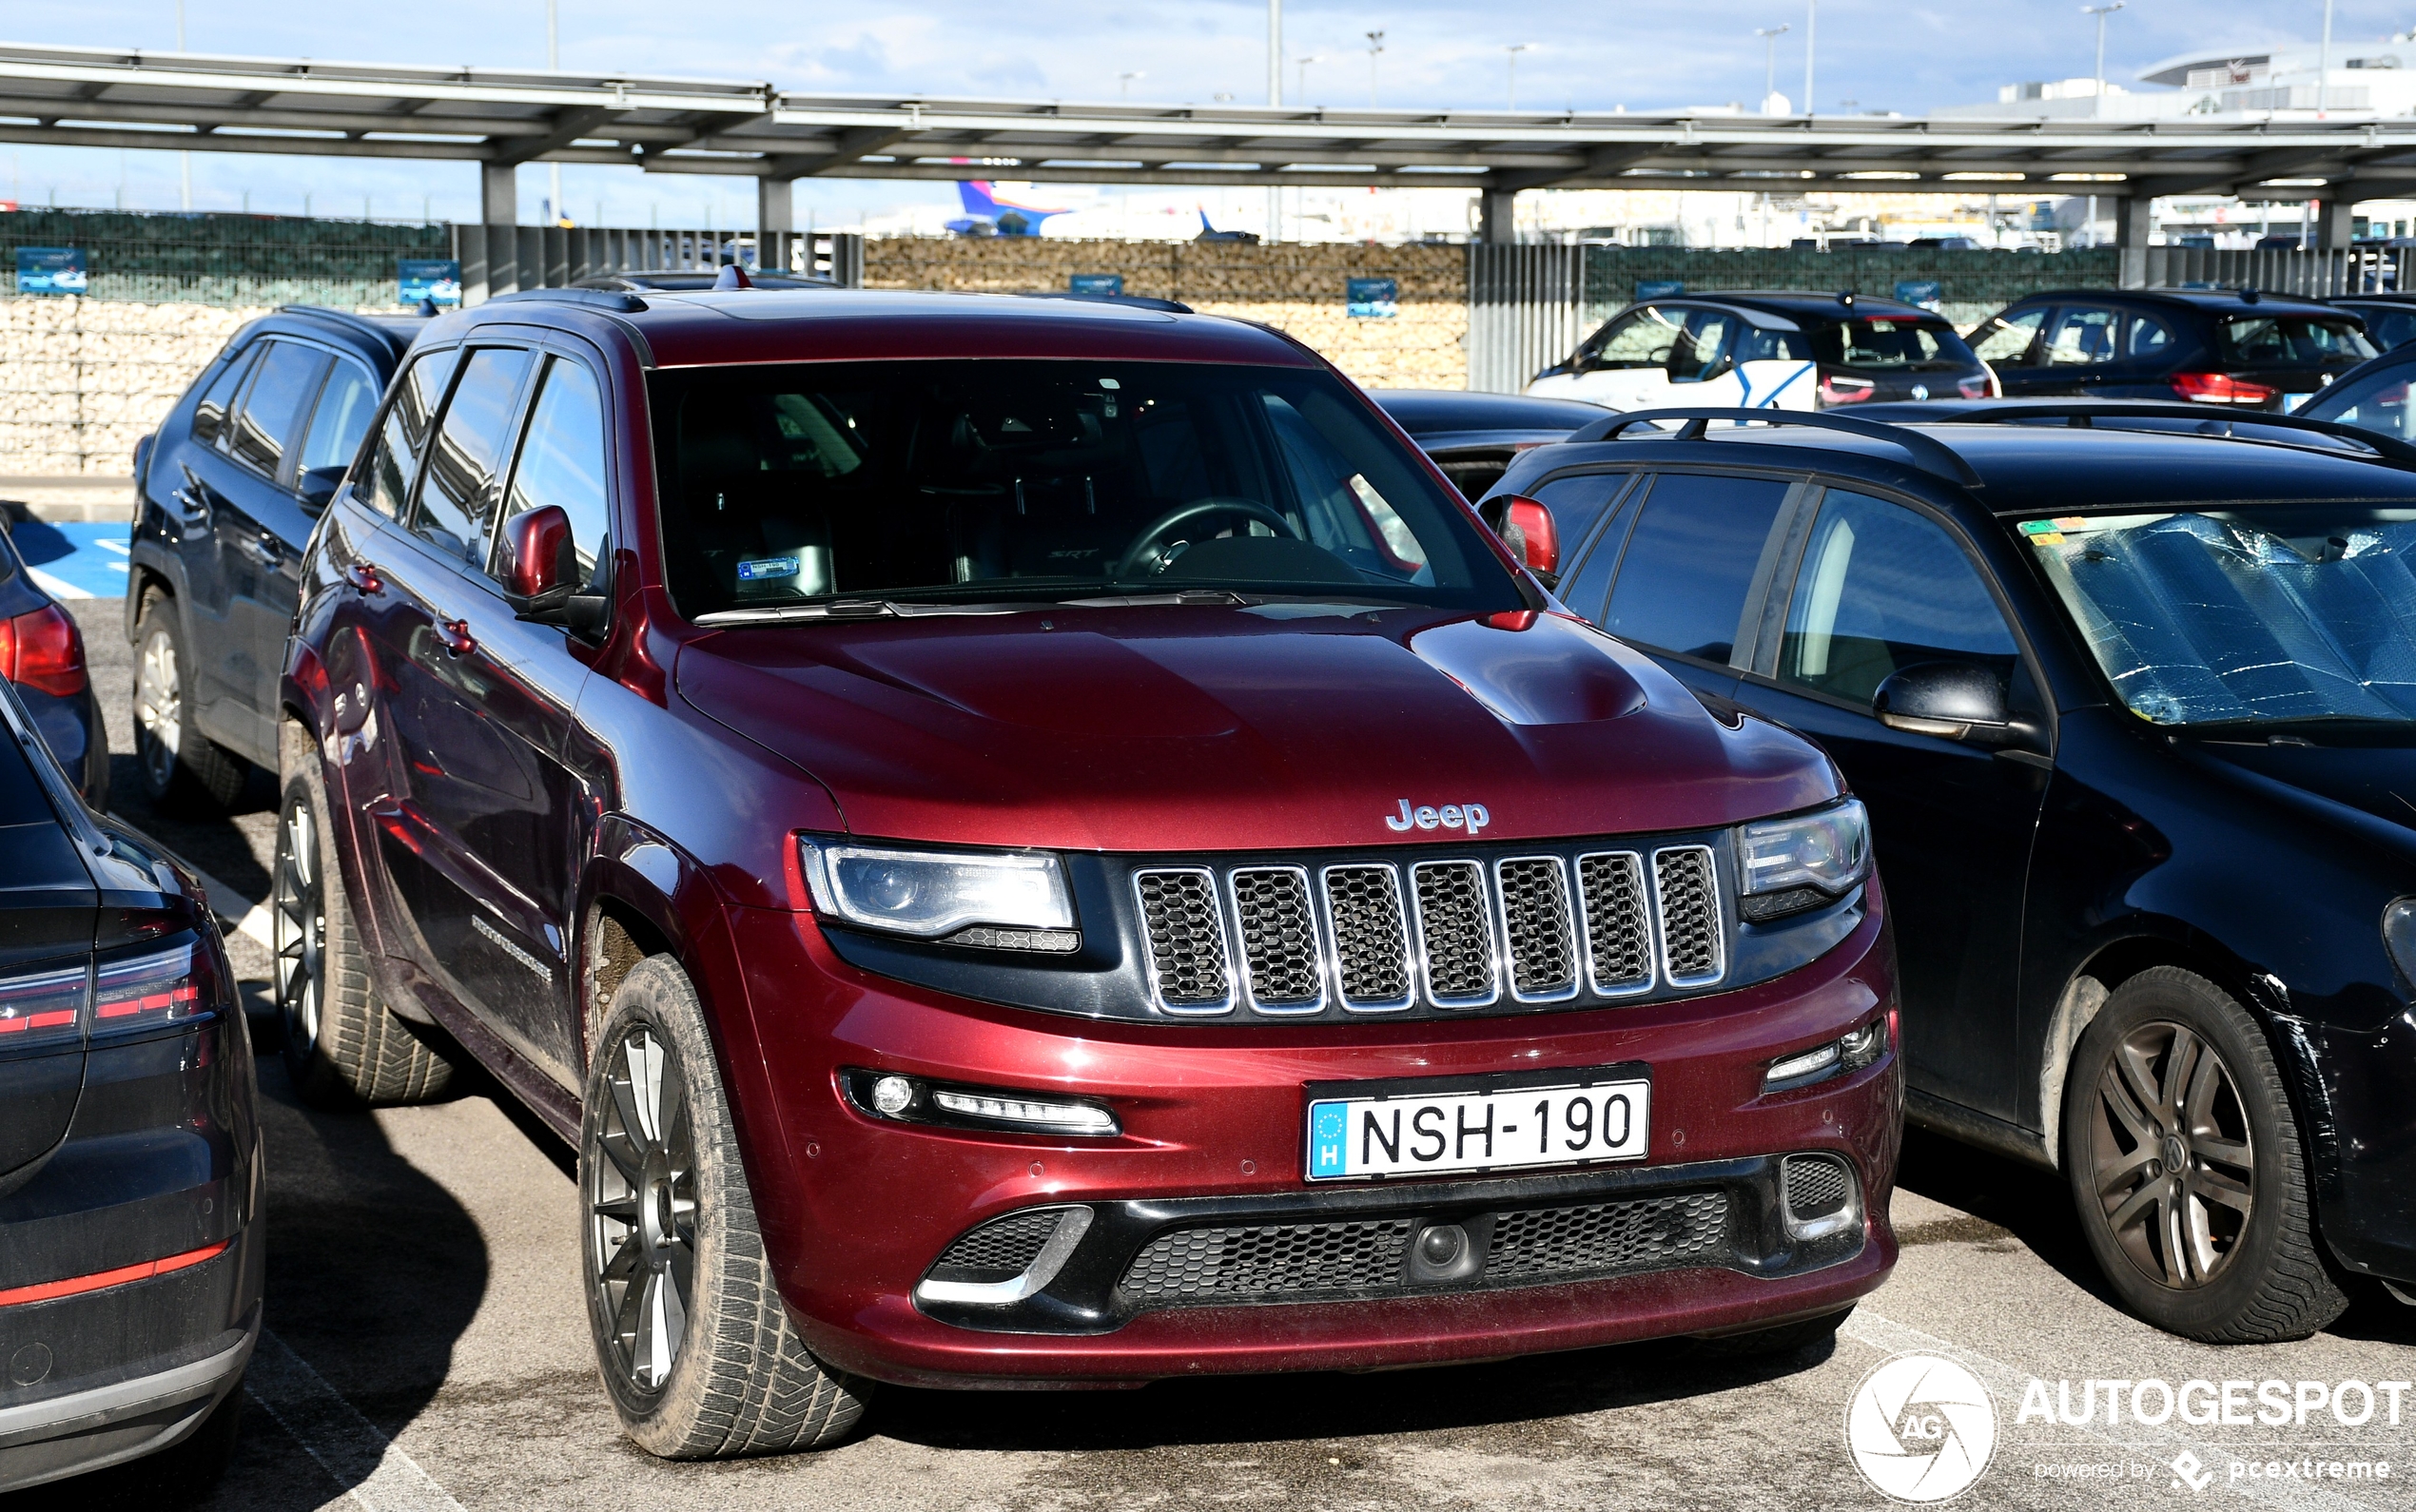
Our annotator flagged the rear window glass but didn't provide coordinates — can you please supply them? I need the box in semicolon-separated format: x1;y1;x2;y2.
0;701;65;828
1808;318;1979;371
2217;316;2376;366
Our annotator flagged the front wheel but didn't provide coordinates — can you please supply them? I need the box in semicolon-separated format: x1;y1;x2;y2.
2063;967;2348;1344
579;956;869;1459
131;595;247;815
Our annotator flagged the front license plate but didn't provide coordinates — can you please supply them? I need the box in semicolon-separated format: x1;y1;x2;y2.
1304;1068;1651;1181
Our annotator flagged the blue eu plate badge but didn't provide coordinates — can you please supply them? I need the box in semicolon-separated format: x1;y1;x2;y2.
1308;1102;1349;1178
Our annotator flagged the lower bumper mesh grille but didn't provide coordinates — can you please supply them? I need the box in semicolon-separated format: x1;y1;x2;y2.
1117;1192;1732;1308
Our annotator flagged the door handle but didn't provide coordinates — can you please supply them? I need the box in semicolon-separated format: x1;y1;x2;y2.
246;535;281;567
341;561;383;594
169;487;208;522
437;617;477;657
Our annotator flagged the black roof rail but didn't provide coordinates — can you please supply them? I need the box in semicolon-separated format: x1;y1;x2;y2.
1016;291;1195;315
483;287;648;314
1567;406;1987;489
1858;399;2416;467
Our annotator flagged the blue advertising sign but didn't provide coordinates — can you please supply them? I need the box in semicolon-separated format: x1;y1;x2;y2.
1346;277;1398;318
399;259;462;307
1894;280;1944;311
15;247;86;296
1068;273;1123;296
1635;279;1686;300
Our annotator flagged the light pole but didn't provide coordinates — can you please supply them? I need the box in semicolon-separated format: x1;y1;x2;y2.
546;0;563;223
1119;71;1145;98
1506;45;1529;111
2082;2;2123;119
2319;0;2335;117
1366;30;1385;108
1296;55;1324;101
1802;0;1816;118
1268;0;1281;243
1757;24;1789;112
176;1;189;209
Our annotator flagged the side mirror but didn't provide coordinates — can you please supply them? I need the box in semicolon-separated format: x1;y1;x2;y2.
1494;495;1561;587
298;465;345;513
1872;662;2016;744
499;505;613;639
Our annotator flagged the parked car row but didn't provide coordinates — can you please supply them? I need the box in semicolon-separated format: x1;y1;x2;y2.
7;275;2412;1493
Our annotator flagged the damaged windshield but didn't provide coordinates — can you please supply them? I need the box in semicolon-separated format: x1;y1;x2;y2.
2023;507;2416;727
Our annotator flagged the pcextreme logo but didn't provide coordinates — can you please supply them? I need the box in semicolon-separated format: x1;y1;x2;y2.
1845;1352;2000;1502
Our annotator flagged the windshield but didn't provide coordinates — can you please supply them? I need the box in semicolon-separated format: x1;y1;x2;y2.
2022;506;2416;728
1808;318;1978;372
647;359;1513;619
2216;316;2376;367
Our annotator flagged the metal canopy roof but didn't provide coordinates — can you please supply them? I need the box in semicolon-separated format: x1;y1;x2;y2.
5;41;2416;196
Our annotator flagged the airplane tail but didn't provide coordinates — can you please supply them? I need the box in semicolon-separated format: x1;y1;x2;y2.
958;181;1006;217
1198;205;1217;235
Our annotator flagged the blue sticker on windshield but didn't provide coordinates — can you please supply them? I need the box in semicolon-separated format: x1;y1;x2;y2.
737;556;799;582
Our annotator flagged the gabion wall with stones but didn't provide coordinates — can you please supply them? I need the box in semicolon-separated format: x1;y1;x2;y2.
0;297;272;477
865;238;1470;390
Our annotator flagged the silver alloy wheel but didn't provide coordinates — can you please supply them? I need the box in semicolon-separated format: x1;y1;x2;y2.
272;794;324;1056
2089;1019;2256;1289
590;1023;698;1394
134;628;183;791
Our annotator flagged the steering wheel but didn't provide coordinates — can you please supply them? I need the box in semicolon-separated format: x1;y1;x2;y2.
1112;498;1300;579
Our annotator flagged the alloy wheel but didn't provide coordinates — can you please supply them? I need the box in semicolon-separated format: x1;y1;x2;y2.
272;795;324;1056
134;630;183;791
589;1023;697;1395
2088;1019;2256;1289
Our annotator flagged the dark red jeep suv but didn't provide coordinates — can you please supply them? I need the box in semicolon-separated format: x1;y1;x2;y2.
274;285;1900;1458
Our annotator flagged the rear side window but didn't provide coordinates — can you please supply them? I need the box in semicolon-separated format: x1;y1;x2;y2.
1602;474;1791;663
299;358;380;477
1970;309;2044;367
191;343;260;448
228;340;331;477
1809;316;1979;371
497;357;610;589
2126;311;2177;359
2218;316;2377;366
1775;490;2018;707
363;348;459;519
413;346;535;566
2043;306;2120;366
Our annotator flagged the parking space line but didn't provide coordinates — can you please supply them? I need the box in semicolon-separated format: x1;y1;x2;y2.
184;861;275;950
25;564;91;599
1845;1310;2378;1511
243;1328;466;1512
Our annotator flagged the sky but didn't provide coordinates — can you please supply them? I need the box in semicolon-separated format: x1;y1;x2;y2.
0;2;2407;226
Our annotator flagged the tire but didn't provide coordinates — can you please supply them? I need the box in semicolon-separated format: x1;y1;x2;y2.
1690;1306;1853;1360
274;721;458;1108
130;593;247;815
579;956;869;1459
2062;966;2348;1344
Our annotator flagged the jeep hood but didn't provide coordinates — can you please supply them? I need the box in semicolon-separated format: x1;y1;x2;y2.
674;606;1839;852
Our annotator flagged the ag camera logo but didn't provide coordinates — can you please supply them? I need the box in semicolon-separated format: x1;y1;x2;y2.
1845;1352;1998;1502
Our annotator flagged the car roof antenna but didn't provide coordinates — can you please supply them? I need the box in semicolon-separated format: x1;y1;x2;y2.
2240;286;2261;303
713;262;754;291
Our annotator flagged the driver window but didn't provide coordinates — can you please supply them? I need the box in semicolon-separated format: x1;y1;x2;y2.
1775;490;2017;708
1971;309;2044;368
2044;306;2120;366
1669;310;1735;382
1591;306;1685;369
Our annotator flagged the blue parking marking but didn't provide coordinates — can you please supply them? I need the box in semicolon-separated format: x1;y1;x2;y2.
7;519;131;600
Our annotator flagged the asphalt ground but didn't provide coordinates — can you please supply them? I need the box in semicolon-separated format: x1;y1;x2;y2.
7;593;2412;1512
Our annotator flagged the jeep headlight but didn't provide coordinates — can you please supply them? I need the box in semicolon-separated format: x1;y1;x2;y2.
800;837;1077;950
1737;800;1871;923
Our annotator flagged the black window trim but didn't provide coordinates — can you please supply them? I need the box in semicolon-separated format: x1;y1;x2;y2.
485;334;619;595
402;340;543;570
1735;473;2059;751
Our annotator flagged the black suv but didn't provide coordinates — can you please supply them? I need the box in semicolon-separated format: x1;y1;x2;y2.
1968;289;2376;411
0;676;259;1496
1483;404;2416;1343
127;306;424;812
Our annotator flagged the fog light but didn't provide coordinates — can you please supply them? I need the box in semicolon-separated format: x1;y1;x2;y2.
870;1075;914;1115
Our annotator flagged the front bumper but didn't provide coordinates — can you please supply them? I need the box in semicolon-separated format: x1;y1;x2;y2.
719;887;1900;1388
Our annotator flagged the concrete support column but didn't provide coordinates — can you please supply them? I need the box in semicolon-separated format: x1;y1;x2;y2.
1478;187;1518;245
2113;193;2153;288
2314;197;2356;251
478;162;518;226
758;177;795;273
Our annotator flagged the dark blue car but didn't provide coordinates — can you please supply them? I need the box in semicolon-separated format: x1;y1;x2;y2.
126;306;423;813
0;514;105;807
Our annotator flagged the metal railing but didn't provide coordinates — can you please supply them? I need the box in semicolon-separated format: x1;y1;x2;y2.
2142;245;2409;297
448;225;864;301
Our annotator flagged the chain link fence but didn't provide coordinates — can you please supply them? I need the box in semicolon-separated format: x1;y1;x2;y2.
0;208;452;309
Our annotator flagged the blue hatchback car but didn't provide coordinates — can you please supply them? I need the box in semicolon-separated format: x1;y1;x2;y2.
126;305;424;813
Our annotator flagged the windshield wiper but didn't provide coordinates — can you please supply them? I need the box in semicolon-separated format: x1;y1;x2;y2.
1059;589;1253;608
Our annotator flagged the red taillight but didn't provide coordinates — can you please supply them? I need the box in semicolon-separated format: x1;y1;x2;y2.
0;603;88;697
2171;371;2279;406
1817;373;1876;407
1496;495;1560;575
0;961;86;1046
92;943;208;1030
1958;375;1995;400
